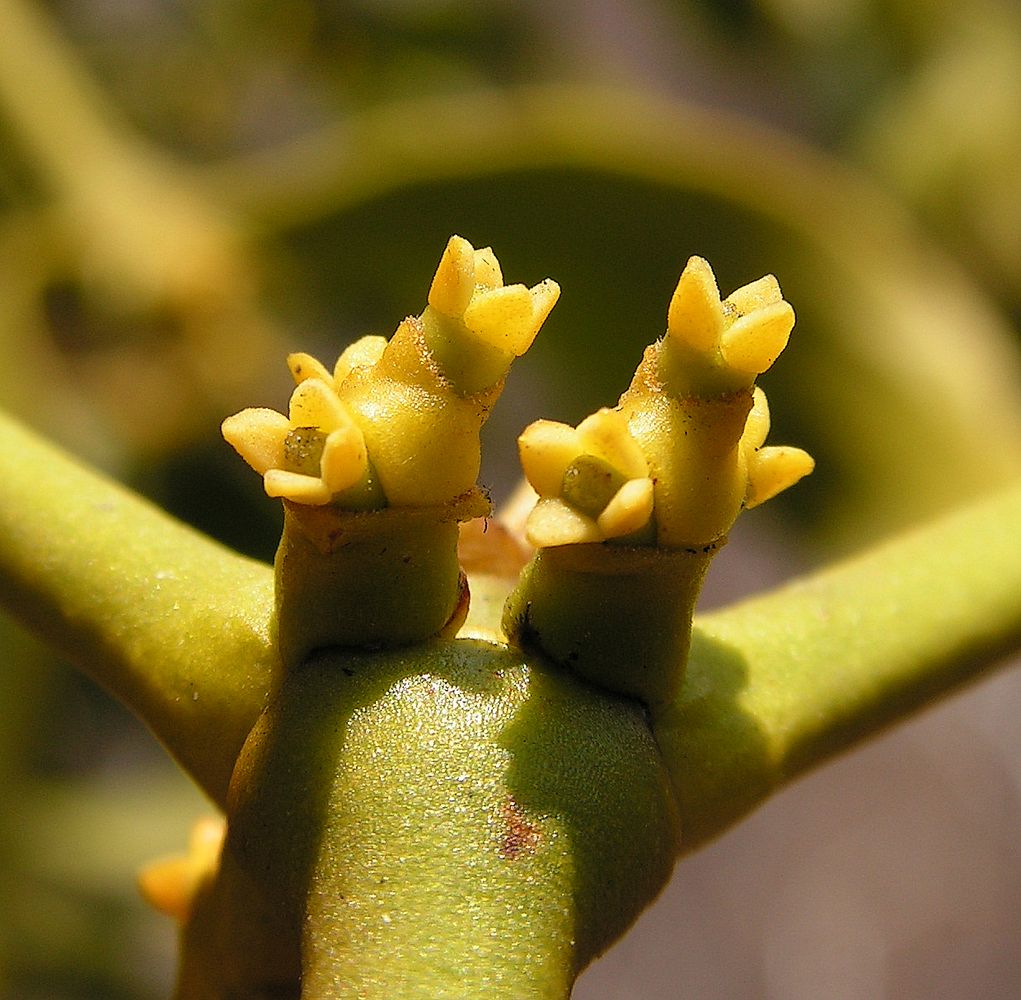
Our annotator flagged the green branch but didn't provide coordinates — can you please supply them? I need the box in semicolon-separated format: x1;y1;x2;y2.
0;0;264;351
659;477;1021;851
0;0;131;196
0;410;275;807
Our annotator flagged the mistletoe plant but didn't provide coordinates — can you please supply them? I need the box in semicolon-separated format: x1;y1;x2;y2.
2;236;1021;999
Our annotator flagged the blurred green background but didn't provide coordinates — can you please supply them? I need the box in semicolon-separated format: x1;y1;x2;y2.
2;0;1021;996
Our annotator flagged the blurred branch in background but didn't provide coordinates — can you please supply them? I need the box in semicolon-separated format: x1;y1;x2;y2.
0;0;282;463
1;0;1020;997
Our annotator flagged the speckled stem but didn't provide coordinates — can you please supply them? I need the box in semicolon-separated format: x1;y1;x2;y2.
0;410;275;807
219;640;681;999
273;491;489;669
658;476;1021;852
503;542;716;708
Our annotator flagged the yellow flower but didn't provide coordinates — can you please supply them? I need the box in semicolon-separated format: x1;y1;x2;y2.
223;237;560;510
615;255;813;545
138;816;226;923
666;255;795;380
515;256;814;551
739;386;816;509
428;235;560;358
518;408;655;546
221;341;380;507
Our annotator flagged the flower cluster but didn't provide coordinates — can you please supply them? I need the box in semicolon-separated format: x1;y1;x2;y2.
221;236;559;509
504;254;815;707
515;256;813;549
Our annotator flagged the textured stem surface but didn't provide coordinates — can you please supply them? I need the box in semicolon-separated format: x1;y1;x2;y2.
0;411;275;806
222;641;680;999
658;477;1021;851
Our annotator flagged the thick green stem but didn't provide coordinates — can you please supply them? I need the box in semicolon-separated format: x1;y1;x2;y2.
658;477;1021;851
0;411;275;807
273;493;486;669
220;640;680;999
504;543;714;707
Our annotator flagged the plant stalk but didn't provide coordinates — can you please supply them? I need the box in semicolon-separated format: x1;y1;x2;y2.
657;476;1021;851
0;410;275;806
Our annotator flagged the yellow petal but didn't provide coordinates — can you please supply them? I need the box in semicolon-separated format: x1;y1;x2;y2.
462;284;535;354
597;477;655;538
188;815;227;859
529;280;560;342
719;300;795;374
472;247;503;289
137;816;224;923
138;855;195;922
745;446;815;508
264;469;332;505
667;256;724;352
288;378;349;432
221;408;289;474
725;274;782;315
334;335;388;385
287;352;332;385
518;420;583;496
525;498;603;548
320;425;368;493
741;386;771;452
428;234;476;317
576;408;648;479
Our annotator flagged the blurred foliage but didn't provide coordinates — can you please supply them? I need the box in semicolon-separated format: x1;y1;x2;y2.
1;0;1020;995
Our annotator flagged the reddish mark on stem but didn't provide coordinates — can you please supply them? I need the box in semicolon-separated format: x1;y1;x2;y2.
499;796;542;860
